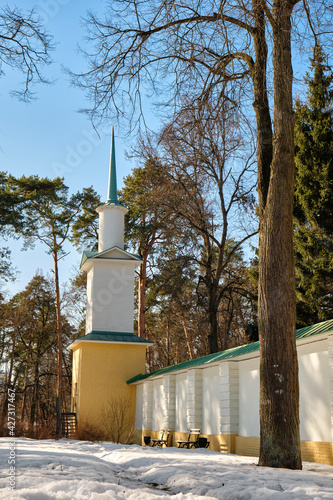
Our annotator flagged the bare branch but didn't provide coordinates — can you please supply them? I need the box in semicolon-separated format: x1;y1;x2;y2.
0;6;53;101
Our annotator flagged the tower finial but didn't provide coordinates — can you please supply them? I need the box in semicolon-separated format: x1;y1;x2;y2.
107;126;119;204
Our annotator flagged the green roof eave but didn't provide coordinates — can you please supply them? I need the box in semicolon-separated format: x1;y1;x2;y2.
127;373;149;384
80;247;142;269
80;251;98;268
127;318;333;384
127;341;260;384
69;330;154;346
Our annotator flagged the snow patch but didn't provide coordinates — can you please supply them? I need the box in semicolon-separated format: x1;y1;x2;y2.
0;438;332;499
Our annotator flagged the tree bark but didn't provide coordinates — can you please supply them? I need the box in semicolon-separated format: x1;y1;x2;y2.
30;357;40;426
258;0;301;469
207;290;219;353
1;332;16;422
181;312;194;359
53;247;63;437
20;339;32;423
138;253;148;337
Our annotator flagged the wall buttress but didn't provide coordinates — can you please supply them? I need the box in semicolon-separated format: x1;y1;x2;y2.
187;369;202;430
142;381;153;431
219;361;239;435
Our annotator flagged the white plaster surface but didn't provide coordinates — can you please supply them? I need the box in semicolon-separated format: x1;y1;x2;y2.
97;205;127;251
298;340;331;442
152;379;164;431
219;362;239;435
162;375;176;429
187;369;202;429
239;357;260;437
175;372;188;432
142;382;153;430
135;383;143;430
85;268;93;333
89;261;137;333
202;366;220;435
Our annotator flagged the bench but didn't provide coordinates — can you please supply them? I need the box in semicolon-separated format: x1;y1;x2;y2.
151;429;170;447
176;429;209;449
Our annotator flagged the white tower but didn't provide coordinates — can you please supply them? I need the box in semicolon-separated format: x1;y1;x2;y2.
68;128;152;432
80;127;143;337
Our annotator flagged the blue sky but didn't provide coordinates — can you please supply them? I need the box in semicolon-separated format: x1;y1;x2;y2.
1;0;140;297
0;1;319;298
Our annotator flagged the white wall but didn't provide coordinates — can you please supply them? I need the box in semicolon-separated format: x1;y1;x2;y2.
90;261;136;333
97;205;127;251
135;383;143;429
85;267;93;333
298;340;331;442
239;357;260;437
135;336;332;446
152;379;164;431
175;372;188;432
202;366;220;435
238;340;331;443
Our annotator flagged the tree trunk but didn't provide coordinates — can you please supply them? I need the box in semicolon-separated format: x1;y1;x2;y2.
138;253;148;337
30;359;40;426
20;339;32;422
166;319;170;366
1;332;16;422
222;301;233;351
181;312;194;359
258;0;301;469
53;247;63;437
207;290;219;353
204;236;220;354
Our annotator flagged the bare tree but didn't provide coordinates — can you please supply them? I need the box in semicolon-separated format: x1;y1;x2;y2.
70;0;333;469
141;102;257;353
0;5;53;101
101;395;134;444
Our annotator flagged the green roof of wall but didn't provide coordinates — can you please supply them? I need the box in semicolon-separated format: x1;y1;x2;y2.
126;319;333;384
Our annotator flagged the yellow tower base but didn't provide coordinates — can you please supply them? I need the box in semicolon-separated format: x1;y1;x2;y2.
69;336;150;439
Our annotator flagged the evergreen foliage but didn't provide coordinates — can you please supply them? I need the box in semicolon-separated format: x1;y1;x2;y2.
0;274;74;432
294;47;333;326
2;175;99;434
70;187;101;251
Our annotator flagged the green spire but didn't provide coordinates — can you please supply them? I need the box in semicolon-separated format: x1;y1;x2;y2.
107;126;120;204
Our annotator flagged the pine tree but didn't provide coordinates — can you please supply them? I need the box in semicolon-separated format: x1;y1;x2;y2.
294;46;333;327
10;176;86;434
119;159;173;338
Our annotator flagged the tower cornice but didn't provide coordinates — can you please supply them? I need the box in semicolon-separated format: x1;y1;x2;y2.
96;203;128;215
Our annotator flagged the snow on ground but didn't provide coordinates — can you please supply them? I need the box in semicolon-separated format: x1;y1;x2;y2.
0;437;332;499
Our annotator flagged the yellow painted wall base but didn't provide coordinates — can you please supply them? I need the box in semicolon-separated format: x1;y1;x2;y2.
136;429;333;465
235;436;260;458
72;342;147;436
220;434;237;454
235;436;333;466
300;440;333;466
137;431;235;453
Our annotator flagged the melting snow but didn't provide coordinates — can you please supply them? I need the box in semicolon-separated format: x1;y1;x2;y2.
0;437;332;499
